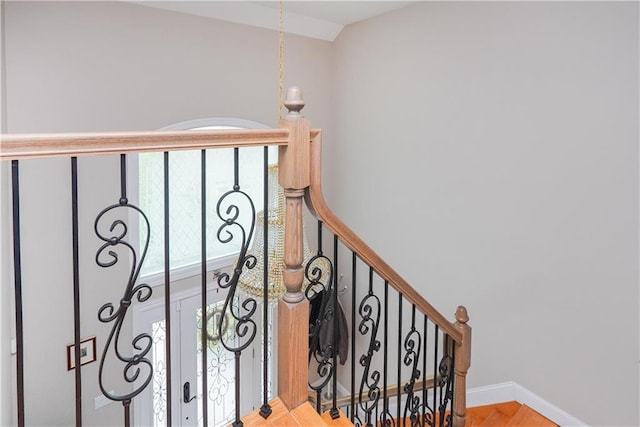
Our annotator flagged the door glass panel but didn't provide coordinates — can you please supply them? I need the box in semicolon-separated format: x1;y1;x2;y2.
196;299;237;427
151;320;167;427
144;293;266;427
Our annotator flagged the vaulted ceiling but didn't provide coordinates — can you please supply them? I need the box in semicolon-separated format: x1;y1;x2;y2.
125;1;415;41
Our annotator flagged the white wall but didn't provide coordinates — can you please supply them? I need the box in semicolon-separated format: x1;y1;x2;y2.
0;159;11;427
329;2;638;426
1;1;14;424
0;2;14;425
4;2;333;133
4;1;639;426
2;1;332;425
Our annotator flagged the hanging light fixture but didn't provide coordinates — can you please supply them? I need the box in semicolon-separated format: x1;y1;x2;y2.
237;2;326;302
237;164;321;301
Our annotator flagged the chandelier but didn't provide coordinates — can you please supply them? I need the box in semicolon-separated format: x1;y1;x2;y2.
237;164;319;301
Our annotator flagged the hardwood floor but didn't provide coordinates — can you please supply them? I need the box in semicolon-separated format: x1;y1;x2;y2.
241;399;557;426
466;401;558;427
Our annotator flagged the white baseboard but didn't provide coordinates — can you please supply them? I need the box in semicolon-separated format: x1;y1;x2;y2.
467;381;588;427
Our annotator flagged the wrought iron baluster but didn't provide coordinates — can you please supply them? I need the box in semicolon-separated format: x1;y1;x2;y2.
200;149;208;426
397;293;403;425
350;251;357;423
357;267;381;427
11;160;25;427
260;147;272;419
71;157;82;426
163;151;173;426
353;406;363;427
375;403;379;427
438;334;445;426
422;315;434;427
214;147;259;427
402;305;422;427
379;280;393;427
433;325;439;425
306;221;335;413
438;334;454;427
331;234;340;419
95;154;154;427
449;344;456;426
439;335;444;425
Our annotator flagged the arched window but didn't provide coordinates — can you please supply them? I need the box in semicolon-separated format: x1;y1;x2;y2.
138;118;277;282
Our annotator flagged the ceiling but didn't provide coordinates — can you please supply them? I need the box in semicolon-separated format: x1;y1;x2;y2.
126;1;415;41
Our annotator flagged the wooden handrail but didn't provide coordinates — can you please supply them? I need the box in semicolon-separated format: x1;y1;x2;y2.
0;128;321;160
304;131;463;344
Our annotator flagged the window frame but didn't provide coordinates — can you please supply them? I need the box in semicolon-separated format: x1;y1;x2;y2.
129;117;270;287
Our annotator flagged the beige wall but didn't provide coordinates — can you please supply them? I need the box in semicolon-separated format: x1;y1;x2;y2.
4;2;333;133
330;2;639;426
1;1;332;425
1;1;13;425
3;1;639;426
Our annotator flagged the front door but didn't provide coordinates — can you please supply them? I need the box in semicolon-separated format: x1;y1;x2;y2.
134;289;263;426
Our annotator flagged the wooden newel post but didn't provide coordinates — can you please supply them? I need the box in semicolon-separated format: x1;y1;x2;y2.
277;86;311;410
452;306;471;427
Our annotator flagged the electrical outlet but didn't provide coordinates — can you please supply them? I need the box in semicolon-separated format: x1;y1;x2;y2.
94;392;114;410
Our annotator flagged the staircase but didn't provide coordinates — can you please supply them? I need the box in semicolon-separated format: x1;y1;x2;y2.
242;398;558;427
466;402;558;427
242;400;560;427
2;87;471;427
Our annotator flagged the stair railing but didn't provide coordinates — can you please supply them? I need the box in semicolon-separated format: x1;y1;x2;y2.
1;118;318;427
2;86;470;427
292;103;472;426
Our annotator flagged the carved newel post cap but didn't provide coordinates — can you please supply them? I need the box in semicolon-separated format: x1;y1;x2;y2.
455;306;469;324
284;86;305;118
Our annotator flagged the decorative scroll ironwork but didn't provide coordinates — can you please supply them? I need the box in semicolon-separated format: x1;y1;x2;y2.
151;320;167;426
214;186;258;354
95;200;153;404
357;288;381;427
213;183;259;427
437;337;454;427
353;410;363;427
403;320;423;427
198;301;238;427
379;408;396;427
305;251;335;411
422;405;436;427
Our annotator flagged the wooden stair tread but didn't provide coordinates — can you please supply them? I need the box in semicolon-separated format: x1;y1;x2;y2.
291;402;330;426
241;398;559;427
241;398;289;426
267;412;302;427
241;398;315;427
321;408;353;426
241;398;354;427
